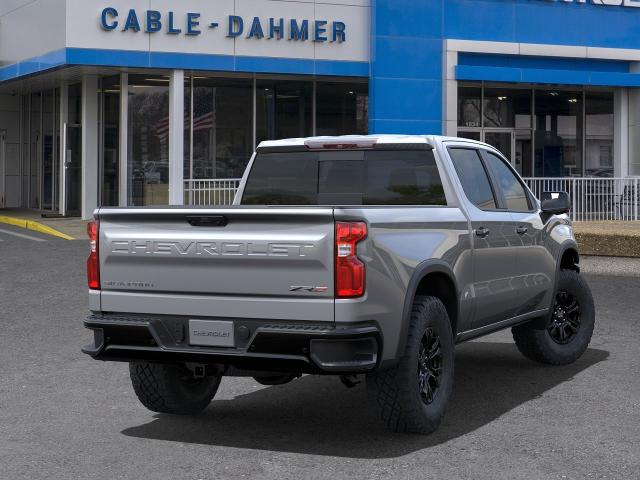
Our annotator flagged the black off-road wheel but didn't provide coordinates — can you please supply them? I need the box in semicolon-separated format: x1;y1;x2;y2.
366;296;455;434
129;362;222;414
512;269;595;365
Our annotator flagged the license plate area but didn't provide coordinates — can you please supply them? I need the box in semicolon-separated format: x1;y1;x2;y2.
188;320;235;347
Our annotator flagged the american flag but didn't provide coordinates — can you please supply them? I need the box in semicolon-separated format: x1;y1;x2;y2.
155;111;215;140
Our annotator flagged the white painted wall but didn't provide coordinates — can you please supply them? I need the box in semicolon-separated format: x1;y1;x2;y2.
0;0;66;64
1;0;369;67
65;0;370;63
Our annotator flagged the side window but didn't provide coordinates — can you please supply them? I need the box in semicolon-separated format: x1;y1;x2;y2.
482;151;531;211
448;148;497;210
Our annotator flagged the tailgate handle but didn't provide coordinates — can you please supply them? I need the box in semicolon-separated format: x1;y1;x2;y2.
186;215;228;227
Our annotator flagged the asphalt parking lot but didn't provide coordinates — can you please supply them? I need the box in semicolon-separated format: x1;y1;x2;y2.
1;224;638;480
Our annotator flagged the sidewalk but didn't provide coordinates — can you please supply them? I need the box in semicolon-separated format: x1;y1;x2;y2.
0;208;87;240
573;221;640;258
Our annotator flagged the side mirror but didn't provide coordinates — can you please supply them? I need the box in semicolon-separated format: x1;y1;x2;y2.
540;191;571;215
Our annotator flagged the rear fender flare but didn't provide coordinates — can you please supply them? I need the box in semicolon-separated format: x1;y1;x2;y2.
391;260;459;362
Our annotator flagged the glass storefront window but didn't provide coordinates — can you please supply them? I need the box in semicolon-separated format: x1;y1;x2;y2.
185;77;253;180
484;87;531;129
514;129;532;177
98;73;368;205
42;90;55;211
534;90;583;177
585;91;614;177
457;84;614;178
30;92;40;207
101;76;120;206
68;84;82;125
128;75;169;206
256;80;313;144
458;85;481;128
316;81;368;136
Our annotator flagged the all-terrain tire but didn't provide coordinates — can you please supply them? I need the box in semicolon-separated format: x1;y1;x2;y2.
512;269;595;365
366;296;455;434
129;362;221;414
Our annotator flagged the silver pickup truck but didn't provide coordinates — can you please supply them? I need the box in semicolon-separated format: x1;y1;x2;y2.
82;135;595;434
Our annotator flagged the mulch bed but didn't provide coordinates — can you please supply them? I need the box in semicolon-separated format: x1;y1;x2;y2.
573;222;640;258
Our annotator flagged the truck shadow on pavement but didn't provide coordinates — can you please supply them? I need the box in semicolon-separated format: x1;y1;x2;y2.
122;342;608;459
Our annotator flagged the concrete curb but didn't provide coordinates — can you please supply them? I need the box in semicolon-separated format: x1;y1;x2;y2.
0;215;76;240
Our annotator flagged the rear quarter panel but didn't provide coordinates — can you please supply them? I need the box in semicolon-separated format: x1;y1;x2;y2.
334;206;473;362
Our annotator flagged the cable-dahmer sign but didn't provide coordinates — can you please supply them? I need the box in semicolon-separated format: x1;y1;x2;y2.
99;7;347;43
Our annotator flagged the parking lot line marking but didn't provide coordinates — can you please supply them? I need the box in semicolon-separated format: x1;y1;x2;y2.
0;228;47;242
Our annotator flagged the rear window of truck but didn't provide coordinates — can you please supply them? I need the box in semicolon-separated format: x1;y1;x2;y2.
241;150;447;206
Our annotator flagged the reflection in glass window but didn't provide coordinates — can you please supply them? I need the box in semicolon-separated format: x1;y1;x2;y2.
127;75;169;206
448;148;497;210
483;151;530;211
256;80;312;144
184;77;253;180
242;150;446;206
483;87;532;129
101;76;120;206
316;82;368;136
534;90;583;177
42;90;55;211
242;152;320;205
458;85;481;128
363;151;446;205
585;92;614;178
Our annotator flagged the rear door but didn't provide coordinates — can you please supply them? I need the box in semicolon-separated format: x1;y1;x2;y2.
98;208;336;322
480;149;556;315
446;145;522;329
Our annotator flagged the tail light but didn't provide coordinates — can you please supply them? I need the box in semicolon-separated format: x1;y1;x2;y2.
87;220;100;290
335;221;367;298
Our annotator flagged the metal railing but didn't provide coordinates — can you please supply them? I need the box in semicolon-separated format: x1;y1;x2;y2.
184;176;640;222
523;177;640;222
184;178;241;206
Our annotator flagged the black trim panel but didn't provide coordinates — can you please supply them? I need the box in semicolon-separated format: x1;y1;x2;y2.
82;314;382;375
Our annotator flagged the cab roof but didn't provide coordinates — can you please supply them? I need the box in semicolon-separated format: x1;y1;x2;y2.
256;134;487;151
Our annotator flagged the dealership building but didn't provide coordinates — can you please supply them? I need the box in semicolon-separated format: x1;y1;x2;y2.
1;0;640;219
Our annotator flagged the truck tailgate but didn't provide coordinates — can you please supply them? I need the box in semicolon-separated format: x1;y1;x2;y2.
96;207;335;322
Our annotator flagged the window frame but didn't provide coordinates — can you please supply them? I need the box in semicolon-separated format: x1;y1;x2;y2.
446;146;502;212
478;147;537;213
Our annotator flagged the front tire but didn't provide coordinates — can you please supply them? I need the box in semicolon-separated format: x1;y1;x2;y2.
512;269;595;365
129;362;221;414
366;296;455;434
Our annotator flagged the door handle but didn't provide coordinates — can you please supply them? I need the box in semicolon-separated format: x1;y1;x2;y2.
516;226;529;236
475;227;490;238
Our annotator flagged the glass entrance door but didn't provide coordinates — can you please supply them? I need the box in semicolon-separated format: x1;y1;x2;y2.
64;124;82;216
41;89;60;214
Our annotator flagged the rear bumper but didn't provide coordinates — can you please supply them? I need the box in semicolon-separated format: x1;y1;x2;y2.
82;313;382;374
